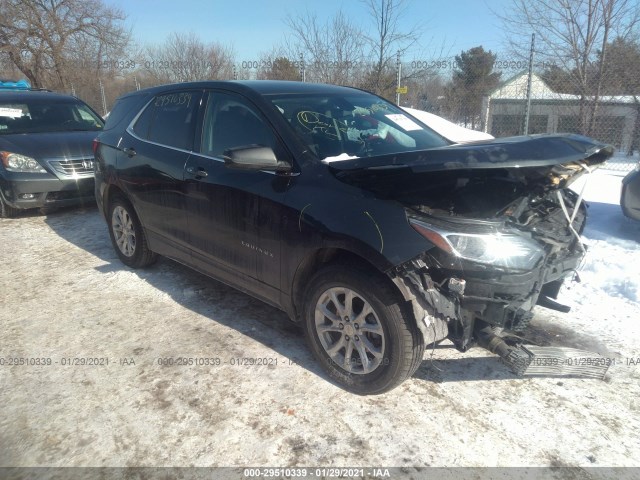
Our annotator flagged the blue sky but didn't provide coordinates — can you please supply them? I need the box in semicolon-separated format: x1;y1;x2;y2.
106;0;511;61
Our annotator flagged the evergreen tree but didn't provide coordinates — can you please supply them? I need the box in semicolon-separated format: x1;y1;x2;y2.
261;57;300;81
445;46;501;128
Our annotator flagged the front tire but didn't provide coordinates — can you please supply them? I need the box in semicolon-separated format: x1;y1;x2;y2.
303;265;425;395
108;196;157;268
0;195;20;218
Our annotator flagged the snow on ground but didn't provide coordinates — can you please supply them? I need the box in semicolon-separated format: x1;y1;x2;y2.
0;169;638;470
564;170;640;359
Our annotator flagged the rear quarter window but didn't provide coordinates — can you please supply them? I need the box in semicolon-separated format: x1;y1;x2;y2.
131;91;202;150
105;94;151;131
148;92;201;150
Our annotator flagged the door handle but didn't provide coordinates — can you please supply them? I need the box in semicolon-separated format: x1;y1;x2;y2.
186;166;208;178
122;147;136;158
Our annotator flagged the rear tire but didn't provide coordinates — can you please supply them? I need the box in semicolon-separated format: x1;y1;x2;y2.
303;264;425;395
108;196;157;268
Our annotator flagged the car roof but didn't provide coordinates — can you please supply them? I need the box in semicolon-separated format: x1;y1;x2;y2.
128;80;368;98
232;80;367;95
0;90;81;102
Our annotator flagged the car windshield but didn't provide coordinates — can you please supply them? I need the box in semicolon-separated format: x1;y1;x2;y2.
0;98;104;135
269;92;449;160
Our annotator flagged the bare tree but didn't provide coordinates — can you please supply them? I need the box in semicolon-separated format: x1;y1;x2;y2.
598;36;640;154
0;0;130;89
498;0;640;135
283;10;366;85
360;0;421;97
283;1;423;98
142;32;234;83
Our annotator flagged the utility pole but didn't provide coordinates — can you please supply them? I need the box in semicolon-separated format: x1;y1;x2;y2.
99;79;107;116
396;50;402;105
299;53;305;82
523;33;535;135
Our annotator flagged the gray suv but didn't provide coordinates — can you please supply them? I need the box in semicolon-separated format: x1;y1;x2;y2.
0;88;104;217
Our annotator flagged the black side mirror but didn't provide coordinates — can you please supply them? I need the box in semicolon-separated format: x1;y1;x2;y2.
223;146;291;172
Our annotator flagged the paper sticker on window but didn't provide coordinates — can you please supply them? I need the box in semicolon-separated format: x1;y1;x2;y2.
0;107;23;118
385;114;421;131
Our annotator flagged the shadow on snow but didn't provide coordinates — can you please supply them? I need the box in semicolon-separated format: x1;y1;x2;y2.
43;206;616;389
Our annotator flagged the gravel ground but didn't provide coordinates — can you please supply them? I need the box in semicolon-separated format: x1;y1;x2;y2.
0;204;639;469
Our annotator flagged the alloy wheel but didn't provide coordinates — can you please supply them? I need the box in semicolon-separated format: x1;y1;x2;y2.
111;206;136;257
314;287;386;374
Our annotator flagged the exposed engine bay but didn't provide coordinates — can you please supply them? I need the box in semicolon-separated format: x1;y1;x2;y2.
330;138;614;375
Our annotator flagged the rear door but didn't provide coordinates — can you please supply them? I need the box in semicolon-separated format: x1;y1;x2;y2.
118;90;202;256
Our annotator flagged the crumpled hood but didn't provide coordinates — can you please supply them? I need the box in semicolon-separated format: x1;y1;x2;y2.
327;134;614;175
0;131;97;160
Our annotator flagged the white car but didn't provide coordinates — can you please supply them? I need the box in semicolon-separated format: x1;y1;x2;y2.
402;107;494;144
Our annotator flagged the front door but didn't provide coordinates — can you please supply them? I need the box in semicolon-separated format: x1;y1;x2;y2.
184;90;289;301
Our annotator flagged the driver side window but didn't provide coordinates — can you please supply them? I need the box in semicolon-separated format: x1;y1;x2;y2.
201;92;279;159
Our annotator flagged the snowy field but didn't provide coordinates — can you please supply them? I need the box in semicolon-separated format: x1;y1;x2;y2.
0;169;638;472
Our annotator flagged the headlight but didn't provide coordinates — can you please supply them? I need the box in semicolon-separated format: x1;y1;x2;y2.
0;151;46;173
410;218;544;270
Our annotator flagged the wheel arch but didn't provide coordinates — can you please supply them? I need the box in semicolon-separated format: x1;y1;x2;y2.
102;184;143;225
289;246;450;349
290;248;401;321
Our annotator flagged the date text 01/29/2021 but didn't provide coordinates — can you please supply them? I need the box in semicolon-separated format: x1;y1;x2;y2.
155;357;281;367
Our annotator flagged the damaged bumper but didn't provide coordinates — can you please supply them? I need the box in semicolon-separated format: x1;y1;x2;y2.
391;248;612;380
456;247;583;331
391;243;583;353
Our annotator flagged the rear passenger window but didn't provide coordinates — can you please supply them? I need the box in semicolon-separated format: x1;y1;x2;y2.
132;91;202;150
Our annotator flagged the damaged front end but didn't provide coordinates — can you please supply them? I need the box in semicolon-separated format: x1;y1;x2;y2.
364;134;615;373
401;190;585;344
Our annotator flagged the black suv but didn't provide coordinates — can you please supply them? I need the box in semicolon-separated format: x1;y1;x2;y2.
0;87;104;217
94;81;612;394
